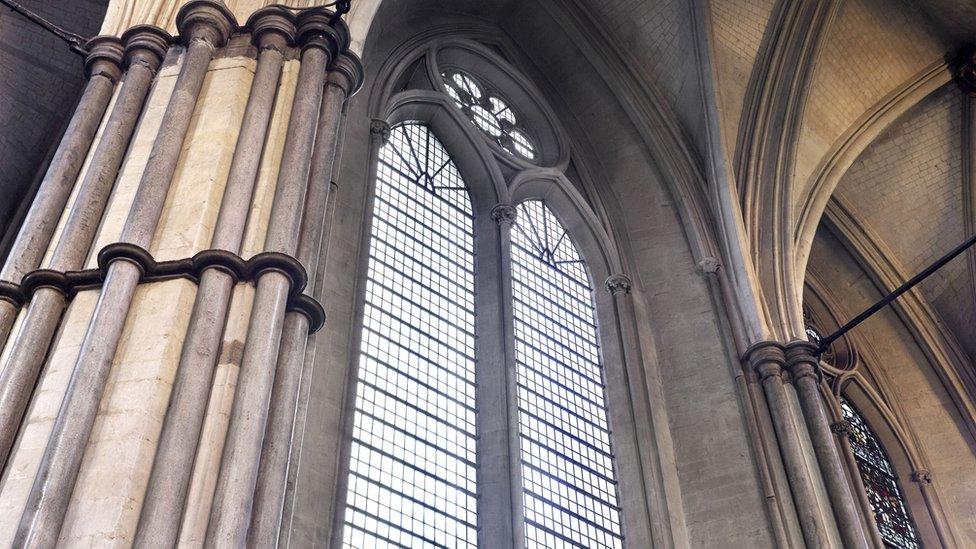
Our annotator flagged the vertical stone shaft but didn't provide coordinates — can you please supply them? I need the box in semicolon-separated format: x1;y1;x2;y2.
478;203;522;548
206;12;338;545
13;3;234;547
0;37;123;346
785;341;870;549
833;420;886;547
134;9;294;548
248;52;360;547
0;26;169;468
746;341;831;548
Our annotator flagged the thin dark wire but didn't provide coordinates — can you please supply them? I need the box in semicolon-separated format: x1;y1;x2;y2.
0;0;89;56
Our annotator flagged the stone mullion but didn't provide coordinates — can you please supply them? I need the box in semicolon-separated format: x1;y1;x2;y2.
909;469;957;548
250;51;362;547
746;341;834;548
132;7;295;547
205;10;342;545
13;2;235;546
831;418;886;548
477;203;522;549
785;342;870;548
324;118;388;548
0;37;124;348
0;24;169;473
603;274;658;547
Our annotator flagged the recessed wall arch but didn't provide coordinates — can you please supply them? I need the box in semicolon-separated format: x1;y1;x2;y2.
328;16;686;546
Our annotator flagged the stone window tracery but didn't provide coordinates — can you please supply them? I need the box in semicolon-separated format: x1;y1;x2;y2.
840;397;921;549
441;68;537;161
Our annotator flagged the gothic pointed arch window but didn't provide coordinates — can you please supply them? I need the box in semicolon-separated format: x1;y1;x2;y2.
840;396;921;549
342;122;478;548
340;36;644;548
511;200;624;548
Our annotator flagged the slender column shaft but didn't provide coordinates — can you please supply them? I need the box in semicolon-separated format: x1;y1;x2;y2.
911;470;956;548
833;419;886;548
474;203;522;548
747;342;832;548
14;4;233;543
786;342;870;549
249;60;357;545
135;14;292;545
0;39;123;346
0;29;167;468
206;39;331;547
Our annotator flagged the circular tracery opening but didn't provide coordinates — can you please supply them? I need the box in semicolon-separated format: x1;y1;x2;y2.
441;68;538;161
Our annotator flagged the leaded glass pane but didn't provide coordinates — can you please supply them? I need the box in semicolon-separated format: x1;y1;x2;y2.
840;397;921;549
342;123;478;548
441;69;538;161
511;200;624;549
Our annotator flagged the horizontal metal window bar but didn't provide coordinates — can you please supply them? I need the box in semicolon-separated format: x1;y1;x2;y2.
355;406;477;468
352;440;479;499
512;293;599;344
518;406;614;459
349;471;478;530
516;380;610;435
512;240;592;293
514;331;602;380
375;165;474;233
523;488;624;540
513;282;598;330
369;254;474;314
514;321;600;370
342;518;414;549
522;518;589;549
367;278;477;339
361;323;476;390
361;351;478;414
369;236;475;302
512;244;593;304
364;304;479;366
382;145;473;220
515;357;608;414
355;379;478;439
521;460;622;513
520;435;619;486
371;200;475;274
373;192;474;256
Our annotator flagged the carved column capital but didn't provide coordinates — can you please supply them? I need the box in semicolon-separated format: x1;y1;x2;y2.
745;341;787;381
121;25;171;74
830;420;853;437
785;340;822;383
296;10;341;60
911;470;932;485
327;52;365;97
83;35;124;82
605;274;632;296
176;0;237;48
490;203;518;225
370;119;391;143
696;256;721;274
247;6;296;52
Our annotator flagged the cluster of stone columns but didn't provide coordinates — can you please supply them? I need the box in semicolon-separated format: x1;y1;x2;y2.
745;340;873;548
0;0;361;545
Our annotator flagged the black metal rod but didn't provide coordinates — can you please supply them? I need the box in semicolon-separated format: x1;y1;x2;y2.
816;233;976;355
0;0;89;56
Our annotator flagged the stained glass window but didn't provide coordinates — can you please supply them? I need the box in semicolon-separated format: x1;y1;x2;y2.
511;200;624;548
441;69;537;161
840;397;921;549
342;123;478;548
